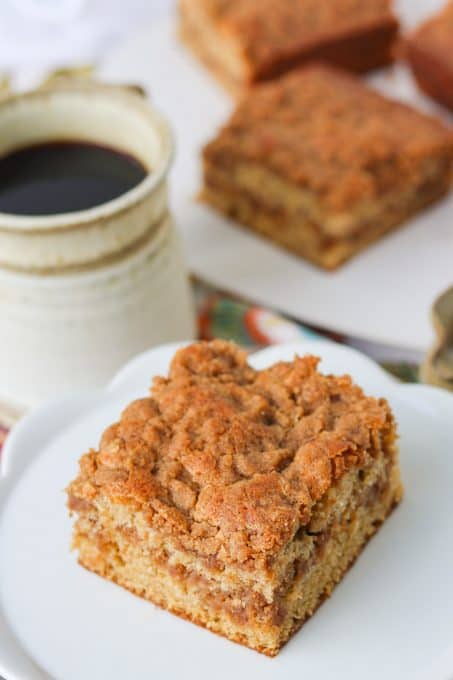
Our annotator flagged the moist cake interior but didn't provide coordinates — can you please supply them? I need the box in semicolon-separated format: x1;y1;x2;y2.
178;0;399;92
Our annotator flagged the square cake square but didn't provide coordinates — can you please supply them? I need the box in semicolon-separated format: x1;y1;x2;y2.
202;64;453;269
178;0;399;93
67;340;403;656
406;1;453;113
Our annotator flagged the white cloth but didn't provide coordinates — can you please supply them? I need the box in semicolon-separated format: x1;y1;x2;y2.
0;0;171;87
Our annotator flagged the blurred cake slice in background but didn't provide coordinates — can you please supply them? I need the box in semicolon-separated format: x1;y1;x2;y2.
178;0;399;94
406;1;453;113
202;65;453;270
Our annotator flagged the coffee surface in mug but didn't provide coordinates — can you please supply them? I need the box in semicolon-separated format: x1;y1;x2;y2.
0;141;147;215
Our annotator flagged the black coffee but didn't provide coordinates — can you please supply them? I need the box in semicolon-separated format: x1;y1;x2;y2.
0;141;148;216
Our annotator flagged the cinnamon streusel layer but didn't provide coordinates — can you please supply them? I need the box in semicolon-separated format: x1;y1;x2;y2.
67;340;403;656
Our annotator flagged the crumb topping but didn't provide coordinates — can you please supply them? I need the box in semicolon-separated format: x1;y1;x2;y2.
409;1;453;69
68;340;396;564
202;0;396;71
203;64;453;212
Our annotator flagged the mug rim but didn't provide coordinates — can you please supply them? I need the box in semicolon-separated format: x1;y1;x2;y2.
0;82;175;232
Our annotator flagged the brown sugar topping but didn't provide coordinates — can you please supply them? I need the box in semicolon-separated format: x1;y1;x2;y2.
68;341;395;563
203;64;453;212
203;0;396;70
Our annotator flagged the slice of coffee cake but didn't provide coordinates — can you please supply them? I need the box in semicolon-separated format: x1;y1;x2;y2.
67;340;403;656
179;0;399;93
202;64;453;269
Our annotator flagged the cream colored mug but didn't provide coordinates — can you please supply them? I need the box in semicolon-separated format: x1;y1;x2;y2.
0;80;195;409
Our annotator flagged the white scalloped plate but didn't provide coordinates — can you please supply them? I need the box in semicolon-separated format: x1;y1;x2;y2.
1;341;453;680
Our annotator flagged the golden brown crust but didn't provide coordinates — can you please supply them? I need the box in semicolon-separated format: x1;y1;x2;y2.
203;64;453;214
68;340;396;565
406;1;453;112
182;0;399;82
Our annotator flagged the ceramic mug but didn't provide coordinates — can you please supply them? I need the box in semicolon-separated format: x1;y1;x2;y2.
0;80;195;409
